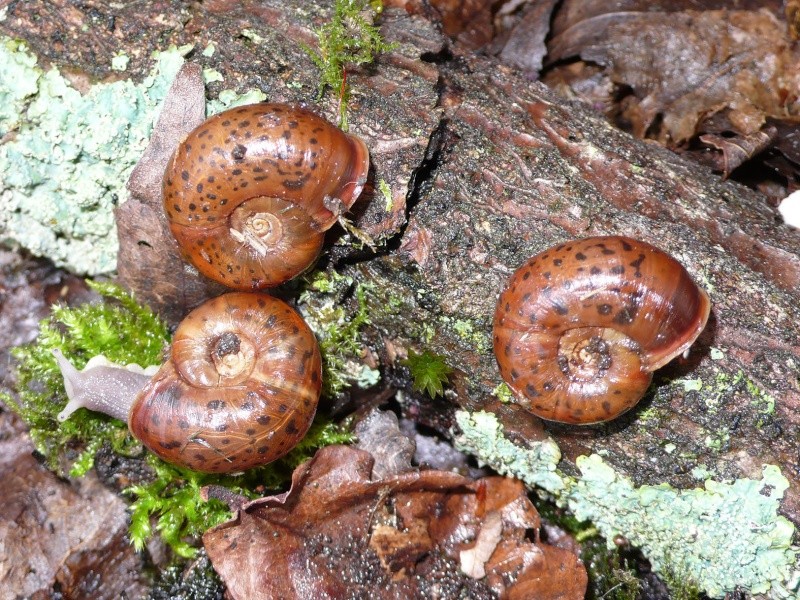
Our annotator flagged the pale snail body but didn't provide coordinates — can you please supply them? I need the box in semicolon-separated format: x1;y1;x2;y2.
493;236;710;424
55;292;322;473
164;103;370;289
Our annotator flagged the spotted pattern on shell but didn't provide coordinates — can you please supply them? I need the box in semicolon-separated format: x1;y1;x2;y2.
129;292;322;473
493;236;710;424
163;103;370;289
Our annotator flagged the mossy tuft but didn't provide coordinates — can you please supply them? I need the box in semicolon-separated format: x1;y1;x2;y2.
401;349;453;398
303;0;396;128
3;280;169;476
4;281;353;558
300;275;375;398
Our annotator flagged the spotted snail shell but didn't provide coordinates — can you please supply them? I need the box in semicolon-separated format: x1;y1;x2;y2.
163;103;370;289
493;236;710;424
129;292;322;472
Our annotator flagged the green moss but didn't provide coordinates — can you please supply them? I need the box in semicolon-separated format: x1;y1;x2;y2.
4;282;353;557
300;276;375;397
400;349;452;398
378;178;393;211
659;557;702;600
2;280;169;475
303;0;395;128
453;410;798;599
126;416;352;558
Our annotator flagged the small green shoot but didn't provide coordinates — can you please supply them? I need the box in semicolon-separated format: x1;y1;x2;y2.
401;349;453;398
303;0;396;128
317;284;372;397
378;178;393;211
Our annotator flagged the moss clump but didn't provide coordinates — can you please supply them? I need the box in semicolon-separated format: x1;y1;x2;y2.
3;280;169;476
5;282;353;558
127;418;352;557
303;0;396;128
300;274;375;397
401;349;453;398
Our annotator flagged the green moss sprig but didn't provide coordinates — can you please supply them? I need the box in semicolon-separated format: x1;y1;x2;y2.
304;0;396;128
126;417;352;558
401;349;453;398
302;274;374;397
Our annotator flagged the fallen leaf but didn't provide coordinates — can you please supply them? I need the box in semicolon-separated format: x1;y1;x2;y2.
546;6;800;147
203;445;587;600
700;125;776;178
117;62;224;326
494;0;560;78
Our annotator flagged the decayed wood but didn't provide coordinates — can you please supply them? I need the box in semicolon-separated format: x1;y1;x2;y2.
2;0;798;536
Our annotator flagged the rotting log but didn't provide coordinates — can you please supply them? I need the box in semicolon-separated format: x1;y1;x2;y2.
2;0;799;553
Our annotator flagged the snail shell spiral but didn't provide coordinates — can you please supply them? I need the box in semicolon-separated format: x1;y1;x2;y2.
493;236;710;424
163;103;370;289
129;292;322;472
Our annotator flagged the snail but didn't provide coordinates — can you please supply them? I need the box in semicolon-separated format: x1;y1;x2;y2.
163;103;370;290
493;236;710;424
54;292;322;473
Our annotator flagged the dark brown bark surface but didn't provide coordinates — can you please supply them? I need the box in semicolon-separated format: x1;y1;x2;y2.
1;0;798;572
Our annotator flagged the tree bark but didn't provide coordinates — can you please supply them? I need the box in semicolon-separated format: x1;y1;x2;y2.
2;0;799;539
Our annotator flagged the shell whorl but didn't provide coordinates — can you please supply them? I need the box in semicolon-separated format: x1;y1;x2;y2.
163;103;370;289
493;236;710;424
129;292;322;473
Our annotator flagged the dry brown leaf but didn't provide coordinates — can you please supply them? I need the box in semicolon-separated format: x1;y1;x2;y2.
117;62;225;326
700;125;777;178
494;0;560;78
546;6;800;146
202;445;587;600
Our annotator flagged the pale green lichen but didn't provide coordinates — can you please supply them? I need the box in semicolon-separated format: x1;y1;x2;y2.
0;37;268;276
449;318;491;353
0;39;39;132
453;410;798;599
111;53;129;72
453;410;565;494
206;88;267;116
202;68;224;84
492;382;514;403
0;39;188;274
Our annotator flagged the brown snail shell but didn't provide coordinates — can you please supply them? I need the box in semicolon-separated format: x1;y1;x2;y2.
55;292;322;473
163;103;370;289
493;236;710;424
